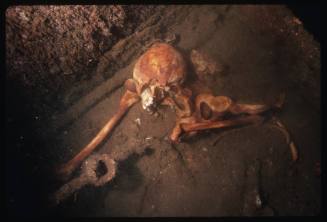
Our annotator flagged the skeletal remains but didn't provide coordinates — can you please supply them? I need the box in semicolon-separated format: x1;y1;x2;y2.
53;42;297;204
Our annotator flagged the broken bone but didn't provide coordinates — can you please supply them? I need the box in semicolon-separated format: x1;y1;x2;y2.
52;153;116;205
52;144;154;205
242;160;264;216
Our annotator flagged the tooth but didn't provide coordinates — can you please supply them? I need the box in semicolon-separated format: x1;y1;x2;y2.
141;88;154;110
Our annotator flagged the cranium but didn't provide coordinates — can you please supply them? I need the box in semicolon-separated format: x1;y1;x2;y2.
131;42;187;113
56;42;292;182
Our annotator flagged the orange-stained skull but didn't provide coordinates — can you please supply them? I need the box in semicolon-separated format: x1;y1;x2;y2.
132;43;187;112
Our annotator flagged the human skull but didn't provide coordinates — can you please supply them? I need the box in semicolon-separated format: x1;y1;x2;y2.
132;43;187;112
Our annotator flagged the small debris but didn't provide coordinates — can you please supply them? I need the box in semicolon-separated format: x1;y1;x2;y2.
242;160;263;216
255;194;262;209
202;147;208;152
52;154;117;205
164;33;178;44
134;118;141;126
289;141;298;162
145;136;153;141
293;17;302;25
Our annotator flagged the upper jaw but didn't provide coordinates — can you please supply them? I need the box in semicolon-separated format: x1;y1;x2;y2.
141;88;155;112
140;86;169;113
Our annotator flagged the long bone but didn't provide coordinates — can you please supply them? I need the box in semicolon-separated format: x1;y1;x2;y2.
169;92;284;142
181;115;264;132
57;84;140;180
195;93;284;120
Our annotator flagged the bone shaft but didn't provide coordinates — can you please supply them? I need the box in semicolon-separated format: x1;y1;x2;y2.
230;104;270;115
182;115;263;132
60;91;139;178
64;111;124;172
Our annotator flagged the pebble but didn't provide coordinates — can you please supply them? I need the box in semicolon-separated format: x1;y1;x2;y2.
134;118;141;126
145;137;153;141
255;194;262;208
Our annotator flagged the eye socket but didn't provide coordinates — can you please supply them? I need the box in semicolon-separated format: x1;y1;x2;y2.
200;102;212;120
169;84;178;93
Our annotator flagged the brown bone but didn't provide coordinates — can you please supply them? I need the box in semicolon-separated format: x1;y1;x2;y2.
169;92;285;143
181;115;264;132
57;88;139;179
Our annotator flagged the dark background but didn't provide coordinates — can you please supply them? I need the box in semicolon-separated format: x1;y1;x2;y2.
287;5;320;42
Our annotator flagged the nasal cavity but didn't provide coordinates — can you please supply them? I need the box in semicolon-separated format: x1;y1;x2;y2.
154;87;165;100
96;160;108;178
200;102;213;120
170;85;179;93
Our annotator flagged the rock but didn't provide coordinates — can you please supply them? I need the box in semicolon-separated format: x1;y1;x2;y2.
190;49;222;81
